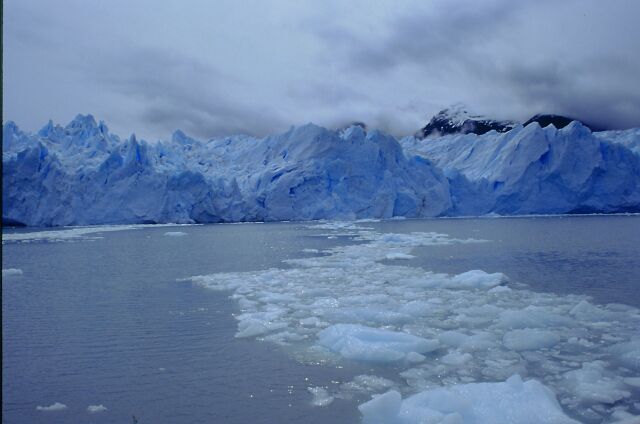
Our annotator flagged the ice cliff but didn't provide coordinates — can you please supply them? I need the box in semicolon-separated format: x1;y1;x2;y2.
401;121;640;216
3;115;639;226
2;116;450;226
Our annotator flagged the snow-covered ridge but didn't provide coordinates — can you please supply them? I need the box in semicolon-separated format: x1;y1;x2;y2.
3;115;640;226
418;104;517;138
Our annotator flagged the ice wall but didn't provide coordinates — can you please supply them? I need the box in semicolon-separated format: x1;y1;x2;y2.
3;115;639;226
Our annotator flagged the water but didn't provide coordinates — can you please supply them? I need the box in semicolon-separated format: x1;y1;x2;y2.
2;223;370;424
370;215;640;307
2;216;639;423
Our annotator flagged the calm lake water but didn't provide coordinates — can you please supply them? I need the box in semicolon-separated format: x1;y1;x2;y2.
2;215;639;423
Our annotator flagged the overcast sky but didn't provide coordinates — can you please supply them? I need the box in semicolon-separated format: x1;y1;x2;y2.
4;0;640;141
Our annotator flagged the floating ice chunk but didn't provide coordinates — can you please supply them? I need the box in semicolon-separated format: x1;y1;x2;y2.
235;321;288;338
263;330;307;344
300;317;327;327
609;341;640;371
407;352;426;363
359;390;402;424
441;351;473;366
308;387;334;407
439;331;469;348
503;329;560;351
235;311;288;338
164;231;187;236
399;301;433;317
498;306;573;329
2;268;23;277
398;270;504;291
623;377;640;388
325;307;412;325
488;285;511;294
359;375;579;424
87;404;107;413
569;299;634;322
609;409;640;424
569;300;595;316
562;361;631;404
310;221;363;231
36;402;67;412
385;252;415;260
341;375;397;395
317;324;439;362
302;248;319;253
438;331;495;352
355;375;396;391
257;291;296;303
449;270;507;290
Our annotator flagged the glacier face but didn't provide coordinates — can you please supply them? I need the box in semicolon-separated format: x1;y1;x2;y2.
401;121;640;216
3;115;640;226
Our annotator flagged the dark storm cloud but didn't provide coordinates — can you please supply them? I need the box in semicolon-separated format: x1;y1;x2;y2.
321;0;516;73
501;57;640;129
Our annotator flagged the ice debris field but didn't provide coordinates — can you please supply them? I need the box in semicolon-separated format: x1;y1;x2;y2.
185;221;640;423
3;115;640;227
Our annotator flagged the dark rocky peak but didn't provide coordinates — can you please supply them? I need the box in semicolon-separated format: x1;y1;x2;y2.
524;114;603;132
419;104;516;138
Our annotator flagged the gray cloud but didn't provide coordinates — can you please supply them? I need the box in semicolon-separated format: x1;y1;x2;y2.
307;0;640;130
88;47;288;139
338;1;516;73
3;0;640;140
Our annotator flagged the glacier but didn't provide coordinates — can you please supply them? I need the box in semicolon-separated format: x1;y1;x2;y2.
401;121;640;216
3;114;640;226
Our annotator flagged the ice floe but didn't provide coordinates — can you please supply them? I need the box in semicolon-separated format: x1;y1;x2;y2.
502;329;561;351
87;404;108;413
339;375;398;397
36;402;67;412
318;324;439;363
2;268;23;277
307;387;334;407
164;231;188;237
385;252;415;260
359;375;580;424
183;221;640;423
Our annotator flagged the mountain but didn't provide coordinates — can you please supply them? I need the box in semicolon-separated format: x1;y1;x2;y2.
418;104;517;138
523;114;604;132
3;115;639;226
419;106;605;138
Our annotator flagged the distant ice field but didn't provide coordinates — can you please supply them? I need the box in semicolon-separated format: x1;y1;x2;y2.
3;216;639;423
1;223;196;244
